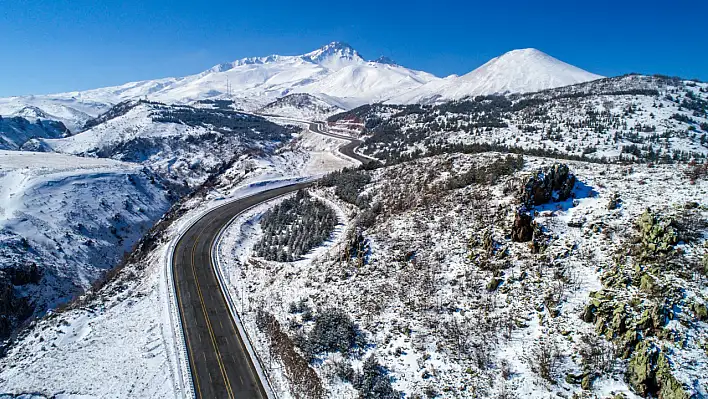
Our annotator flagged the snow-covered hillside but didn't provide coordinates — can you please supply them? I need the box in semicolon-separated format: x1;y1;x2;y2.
0;99;109;133
0;42;439;125
35;101;297;186
0;116;69;150
207;154;708;398
258;93;344;120
0;123;352;398
336;74;708;164
0;150;175;339
390;48;602;104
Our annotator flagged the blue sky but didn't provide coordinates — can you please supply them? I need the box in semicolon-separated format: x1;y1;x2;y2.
1;0;706;96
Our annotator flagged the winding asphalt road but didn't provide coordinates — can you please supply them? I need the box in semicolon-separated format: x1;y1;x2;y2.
172;121;364;398
307;122;372;164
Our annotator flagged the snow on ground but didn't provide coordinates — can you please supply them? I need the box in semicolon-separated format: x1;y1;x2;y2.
215;189;352;399
210;152;708;398
389;48;602;105
0;150;174;317
212;122;356;189
0;42;439;124
0;175;318;398
0;120;350;398
0;97;108;133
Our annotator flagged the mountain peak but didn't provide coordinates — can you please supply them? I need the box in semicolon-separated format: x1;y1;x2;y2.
492;48;558;63
302;42;364;66
453;47;603;94
372;56;397;66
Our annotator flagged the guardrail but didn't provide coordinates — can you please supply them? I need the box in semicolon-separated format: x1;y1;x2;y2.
209;194;289;399
165;177;311;399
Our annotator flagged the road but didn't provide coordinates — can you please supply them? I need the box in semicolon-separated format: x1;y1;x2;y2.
172;120;365;398
307;122;372;165
172;183;313;399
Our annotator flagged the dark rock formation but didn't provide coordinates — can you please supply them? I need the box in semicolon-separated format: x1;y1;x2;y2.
511;210;534;242
520;163;576;208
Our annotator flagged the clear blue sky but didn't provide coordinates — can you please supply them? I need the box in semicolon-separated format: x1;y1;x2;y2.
1;0;706;96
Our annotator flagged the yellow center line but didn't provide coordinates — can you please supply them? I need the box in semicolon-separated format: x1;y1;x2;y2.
190;234;235;399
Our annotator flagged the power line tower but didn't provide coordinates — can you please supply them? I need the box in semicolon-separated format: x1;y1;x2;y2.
226;77;232;98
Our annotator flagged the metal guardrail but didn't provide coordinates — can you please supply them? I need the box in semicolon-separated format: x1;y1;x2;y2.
165;206;207;399
209;192;298;399
165;178;310;399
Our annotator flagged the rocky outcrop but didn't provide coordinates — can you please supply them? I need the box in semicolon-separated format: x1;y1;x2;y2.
607;192;622;210
511;211;534;242
520;163;576;208
0;276;34;340
627;341;691;399
637;209;678;256
512;163;577;247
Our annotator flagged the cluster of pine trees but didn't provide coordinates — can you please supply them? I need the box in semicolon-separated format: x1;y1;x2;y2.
253;190;337;262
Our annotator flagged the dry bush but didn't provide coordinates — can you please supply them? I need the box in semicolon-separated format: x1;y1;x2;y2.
524;338;562;382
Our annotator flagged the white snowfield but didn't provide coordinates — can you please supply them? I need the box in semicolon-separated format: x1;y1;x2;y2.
0;44;603;128
40;104;196;154
0;42;438;128
0;150;173;321
389;48;603;104
211;154;707;399
258;93;344;121
0;124;351;398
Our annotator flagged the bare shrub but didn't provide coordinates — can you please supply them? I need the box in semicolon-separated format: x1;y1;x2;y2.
524;338;562;382
578;333;615;375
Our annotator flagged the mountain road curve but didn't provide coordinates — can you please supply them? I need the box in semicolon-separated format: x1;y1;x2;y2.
307;122;373;165
171;120;367;398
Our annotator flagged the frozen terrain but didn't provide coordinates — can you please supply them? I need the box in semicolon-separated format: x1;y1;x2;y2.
212;153;708;398
389;48;603;104
0;150;175;339
33;101;297;186
0;121;351;398
336;74;708;164
0;42;439;125
0;116;69;150
0;44;605;126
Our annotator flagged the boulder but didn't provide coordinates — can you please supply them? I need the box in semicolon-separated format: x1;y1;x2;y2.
511;211;533;242
627;341;657;396
520;163;576;207
655;352;690;399
486;277;503;292
692;302;707;321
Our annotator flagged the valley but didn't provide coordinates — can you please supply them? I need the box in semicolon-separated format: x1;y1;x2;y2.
0;40;705;399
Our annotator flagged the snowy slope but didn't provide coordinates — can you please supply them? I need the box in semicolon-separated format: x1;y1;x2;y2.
0;115;69;150
0;42;440;123
36;101;296;186
390;48;603;104
0;98;110;132
0;150;175;337
258;93;344;120
343;74;708;164
0;128;353;398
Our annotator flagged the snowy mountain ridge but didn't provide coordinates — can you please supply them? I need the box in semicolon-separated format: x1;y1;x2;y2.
390;48;603;104
0;44;604;129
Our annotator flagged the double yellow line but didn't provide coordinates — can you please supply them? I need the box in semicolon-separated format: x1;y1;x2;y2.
174;229;235;399
189;233;235;399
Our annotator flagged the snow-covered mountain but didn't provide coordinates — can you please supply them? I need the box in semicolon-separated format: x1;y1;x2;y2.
32;101;297;186
0;45;605;126
0;150;175;338
0;42;439;128
390;48;603;104
258;93;344;120
0;99;107;132
0;115;70;150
